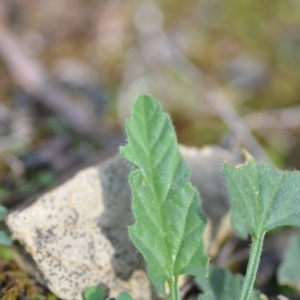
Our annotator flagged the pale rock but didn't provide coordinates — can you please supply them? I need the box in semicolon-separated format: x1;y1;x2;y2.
5;144;243;300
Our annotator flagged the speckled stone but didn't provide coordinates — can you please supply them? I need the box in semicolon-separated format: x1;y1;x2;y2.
5;145;243;300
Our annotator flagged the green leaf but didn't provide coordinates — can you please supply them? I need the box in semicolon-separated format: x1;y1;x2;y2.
83;286;106;300
116;292;133;300
0;205;7;220
120;95;209;295
196;266;261;300
223;161;300;239
0;205;12;247
34;170;55;188
0;230;12;246
277;231;300;291
198;294;214;300
0;245;13;260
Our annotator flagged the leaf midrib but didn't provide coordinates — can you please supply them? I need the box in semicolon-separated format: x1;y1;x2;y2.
140;101;172;273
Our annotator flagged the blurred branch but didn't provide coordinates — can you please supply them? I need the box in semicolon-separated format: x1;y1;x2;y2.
166;42;271;162
203;85;272;164
0;152;24;177
244;105;300;130
131;1;271;163
0;24;111;144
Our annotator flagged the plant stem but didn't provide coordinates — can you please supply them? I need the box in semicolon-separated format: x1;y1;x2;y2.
169;276;181;300
240;232;265;300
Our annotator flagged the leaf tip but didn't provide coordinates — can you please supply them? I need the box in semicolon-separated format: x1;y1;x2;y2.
133;93;160;110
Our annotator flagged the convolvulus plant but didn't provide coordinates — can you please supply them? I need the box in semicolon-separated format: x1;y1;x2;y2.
85;94;300;300
120;95;209;300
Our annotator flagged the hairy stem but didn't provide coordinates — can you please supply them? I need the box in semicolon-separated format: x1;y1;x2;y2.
240;232;265;300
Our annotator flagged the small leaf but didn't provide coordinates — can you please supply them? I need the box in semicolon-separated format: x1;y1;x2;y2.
0;245;13;260
0;230;12;246
196;266;261;300
83;286;106;300
117;292;133;300
120;95;209;295
277;232;300;291
223;161;300;239
0;205;7;220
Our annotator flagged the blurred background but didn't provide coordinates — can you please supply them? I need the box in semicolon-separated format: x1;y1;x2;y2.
1;0;300;203
1;0;300;298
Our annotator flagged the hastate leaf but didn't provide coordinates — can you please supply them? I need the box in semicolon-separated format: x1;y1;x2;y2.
120;94;209;294
223;161;300;239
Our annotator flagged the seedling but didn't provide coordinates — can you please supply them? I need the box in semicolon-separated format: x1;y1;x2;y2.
223;161;300;300
90;94;300;300
83;286;106;300
120;95;209;299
